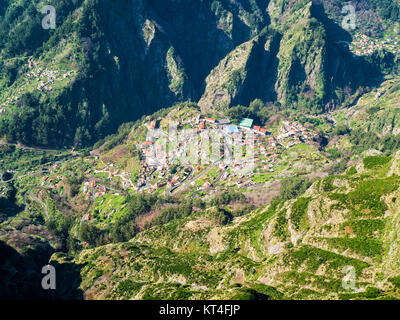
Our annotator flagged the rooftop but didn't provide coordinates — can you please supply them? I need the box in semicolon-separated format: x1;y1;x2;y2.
226;125;239;133
239;118;253;128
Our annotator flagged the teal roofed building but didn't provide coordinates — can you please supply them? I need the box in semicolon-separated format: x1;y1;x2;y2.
239;118;253;129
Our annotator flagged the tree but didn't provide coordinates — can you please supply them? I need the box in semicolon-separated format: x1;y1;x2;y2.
249;99;264;113
80;221;105;247
276;177;312;201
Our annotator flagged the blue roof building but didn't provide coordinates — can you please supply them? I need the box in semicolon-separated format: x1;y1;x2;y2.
226;125;239;134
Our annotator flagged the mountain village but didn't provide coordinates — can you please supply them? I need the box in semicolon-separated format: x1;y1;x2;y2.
80;114;320;201
350;33;400;56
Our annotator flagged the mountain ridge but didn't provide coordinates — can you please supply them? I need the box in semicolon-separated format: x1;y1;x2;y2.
0;0;397;147
0;0;400;301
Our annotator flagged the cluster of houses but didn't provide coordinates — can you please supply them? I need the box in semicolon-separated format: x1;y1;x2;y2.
36;70;58;91
199;116;272;136
237;180;256;188
351;33;400;56
166;166;192;189
40;175;67;188
137;116;276;190
137;160;156;188
31;68;73;92
133;115;320;193
136;155;192;192
82;180;107;199
276;120;316;148
27;61;73;92
0;59;74;115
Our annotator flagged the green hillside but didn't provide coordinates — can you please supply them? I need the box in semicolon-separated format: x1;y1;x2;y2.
1;0;400;301
47;151;400;300
1;78;400;299
0;0;398;147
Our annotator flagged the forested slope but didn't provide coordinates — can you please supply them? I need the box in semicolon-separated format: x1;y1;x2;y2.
0;0;397;147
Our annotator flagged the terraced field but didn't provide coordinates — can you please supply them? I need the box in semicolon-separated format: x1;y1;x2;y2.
51;153;400;299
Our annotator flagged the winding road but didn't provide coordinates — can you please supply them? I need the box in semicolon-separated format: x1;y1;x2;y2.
168;129;234;197
0;139;80;154
28;190;50;222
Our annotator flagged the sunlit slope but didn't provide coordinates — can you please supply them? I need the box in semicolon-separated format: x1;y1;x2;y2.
53;153;400;300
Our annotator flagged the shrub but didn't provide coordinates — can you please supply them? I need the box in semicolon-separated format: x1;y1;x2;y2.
290;197;311;231
152;201;193;226
363;156;391;169
389;276;400;289
275;177;312;201
210;191;245;206
80;221;106;247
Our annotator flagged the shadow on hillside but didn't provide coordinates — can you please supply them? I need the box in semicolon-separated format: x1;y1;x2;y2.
47;260;86;300
234;31;282;107
0;241;85;300
0;178;24;220
311;3;353;43
0;198;24;221
311;2;389;104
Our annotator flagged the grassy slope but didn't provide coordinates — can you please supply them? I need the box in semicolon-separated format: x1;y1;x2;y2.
52;152;400;300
